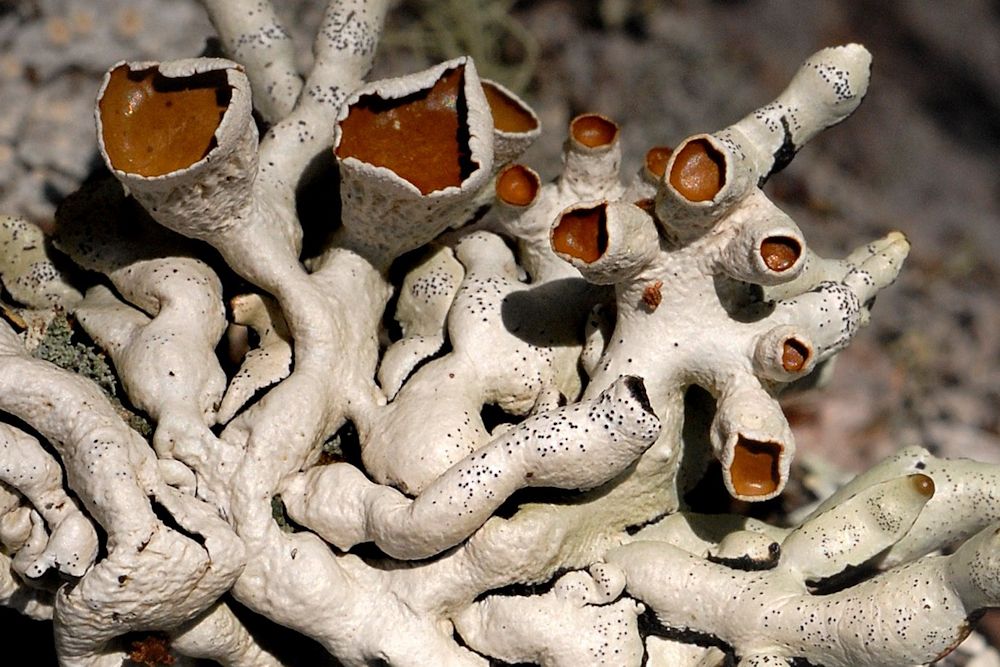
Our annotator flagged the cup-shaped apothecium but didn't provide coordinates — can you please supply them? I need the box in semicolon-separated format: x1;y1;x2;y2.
96;59;257;243
643;146;673;184
337;66;474;197
100;65;229;177
710;382;795;501
753;325;817;384
333;57;495;265
551;203;607;265
570;113;619;149
559;113;624;198
654;134;755;240
719;192;807;287
551;200;659;285
620;144;674;204
482;80;540;169
495;164;541;209
669;138;725;203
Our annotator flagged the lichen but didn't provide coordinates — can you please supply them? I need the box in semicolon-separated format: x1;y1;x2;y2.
32;311;116;395
0;3;997;666
31;310;153;438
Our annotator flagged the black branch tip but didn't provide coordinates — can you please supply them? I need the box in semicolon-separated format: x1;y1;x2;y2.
622;375;655;416
760;116;798;186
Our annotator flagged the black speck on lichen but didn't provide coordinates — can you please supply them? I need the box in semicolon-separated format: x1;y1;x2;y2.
33;311;153;437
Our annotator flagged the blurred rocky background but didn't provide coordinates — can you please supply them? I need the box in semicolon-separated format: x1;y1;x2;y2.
2;0;999;662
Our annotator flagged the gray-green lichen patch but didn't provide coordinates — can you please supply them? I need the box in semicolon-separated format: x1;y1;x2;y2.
30;309;152;438
33;310;115;394
271;495;295;534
